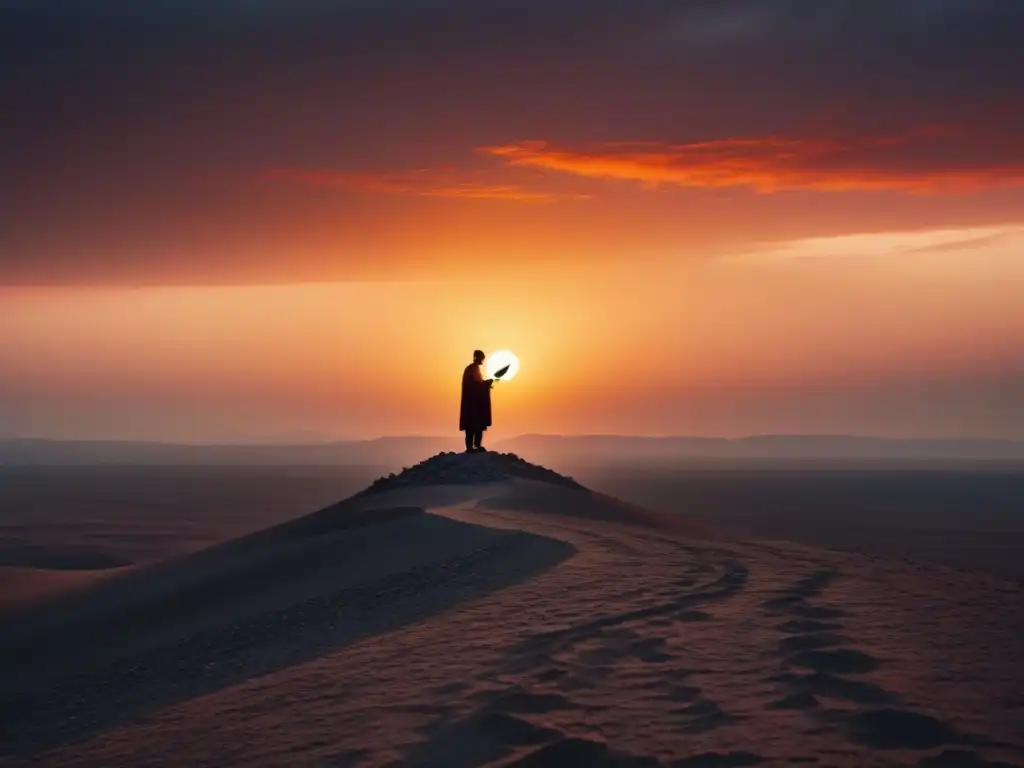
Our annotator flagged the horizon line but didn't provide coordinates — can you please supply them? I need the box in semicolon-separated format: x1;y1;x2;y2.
2;433;1021;447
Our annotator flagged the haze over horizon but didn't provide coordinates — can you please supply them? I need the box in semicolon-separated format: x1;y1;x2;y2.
3;1;1022;442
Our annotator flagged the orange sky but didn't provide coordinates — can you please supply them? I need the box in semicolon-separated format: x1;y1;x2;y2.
2;231;1021;441
2;2;1023;441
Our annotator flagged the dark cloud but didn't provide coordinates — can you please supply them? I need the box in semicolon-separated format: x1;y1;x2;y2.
2;1;1023;283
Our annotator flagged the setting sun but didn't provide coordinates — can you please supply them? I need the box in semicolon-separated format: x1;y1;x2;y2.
486;349;520;382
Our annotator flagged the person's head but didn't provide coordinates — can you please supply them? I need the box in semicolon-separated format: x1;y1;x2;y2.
473;350;485;364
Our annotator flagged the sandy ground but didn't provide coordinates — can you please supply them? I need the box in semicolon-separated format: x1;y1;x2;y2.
1;466;1022;767
0;566;133;613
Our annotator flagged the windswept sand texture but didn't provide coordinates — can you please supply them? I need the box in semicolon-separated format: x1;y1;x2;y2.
1;453;1021;767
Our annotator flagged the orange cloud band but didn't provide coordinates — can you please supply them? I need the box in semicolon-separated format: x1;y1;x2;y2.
262;168;586;203
479;128;1024;195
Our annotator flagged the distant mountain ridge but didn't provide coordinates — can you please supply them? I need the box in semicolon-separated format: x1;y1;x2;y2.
498;434;1024;462
1;434;1022;465
0;437;457;466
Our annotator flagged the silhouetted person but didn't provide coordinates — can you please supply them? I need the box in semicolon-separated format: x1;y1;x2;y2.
460;350;493;452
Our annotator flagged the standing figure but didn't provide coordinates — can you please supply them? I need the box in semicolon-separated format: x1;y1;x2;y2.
460;349;493;453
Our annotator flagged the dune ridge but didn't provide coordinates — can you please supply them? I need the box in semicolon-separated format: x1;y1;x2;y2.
0;455;584;758
2;452;1021;767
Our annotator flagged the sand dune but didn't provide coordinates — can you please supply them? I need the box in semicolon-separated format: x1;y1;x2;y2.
0;566;132;613
1;452;1021;767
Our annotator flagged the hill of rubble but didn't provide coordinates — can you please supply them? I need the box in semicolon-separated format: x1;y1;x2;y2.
361;451;585;495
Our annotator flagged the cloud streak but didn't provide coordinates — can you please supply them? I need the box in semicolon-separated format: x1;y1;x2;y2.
263;167;587;203
481;126;1024;195
723;225;1024;265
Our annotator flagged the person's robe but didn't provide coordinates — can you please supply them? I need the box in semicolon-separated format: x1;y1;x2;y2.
459;363;492;431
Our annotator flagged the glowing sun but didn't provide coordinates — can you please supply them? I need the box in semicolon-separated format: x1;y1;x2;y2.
486;349;520;382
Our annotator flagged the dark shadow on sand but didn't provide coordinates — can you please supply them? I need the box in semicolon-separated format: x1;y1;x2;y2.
0;497;575;758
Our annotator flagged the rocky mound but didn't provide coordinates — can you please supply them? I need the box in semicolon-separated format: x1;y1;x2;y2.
362;451;585;495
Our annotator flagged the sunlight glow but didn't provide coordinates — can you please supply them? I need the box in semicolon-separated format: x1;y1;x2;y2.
486;349;520;382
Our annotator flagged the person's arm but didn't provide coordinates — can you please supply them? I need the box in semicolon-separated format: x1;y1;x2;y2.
472;365;492;386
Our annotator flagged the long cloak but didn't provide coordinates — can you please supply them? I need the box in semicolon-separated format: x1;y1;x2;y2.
459;363;492;431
